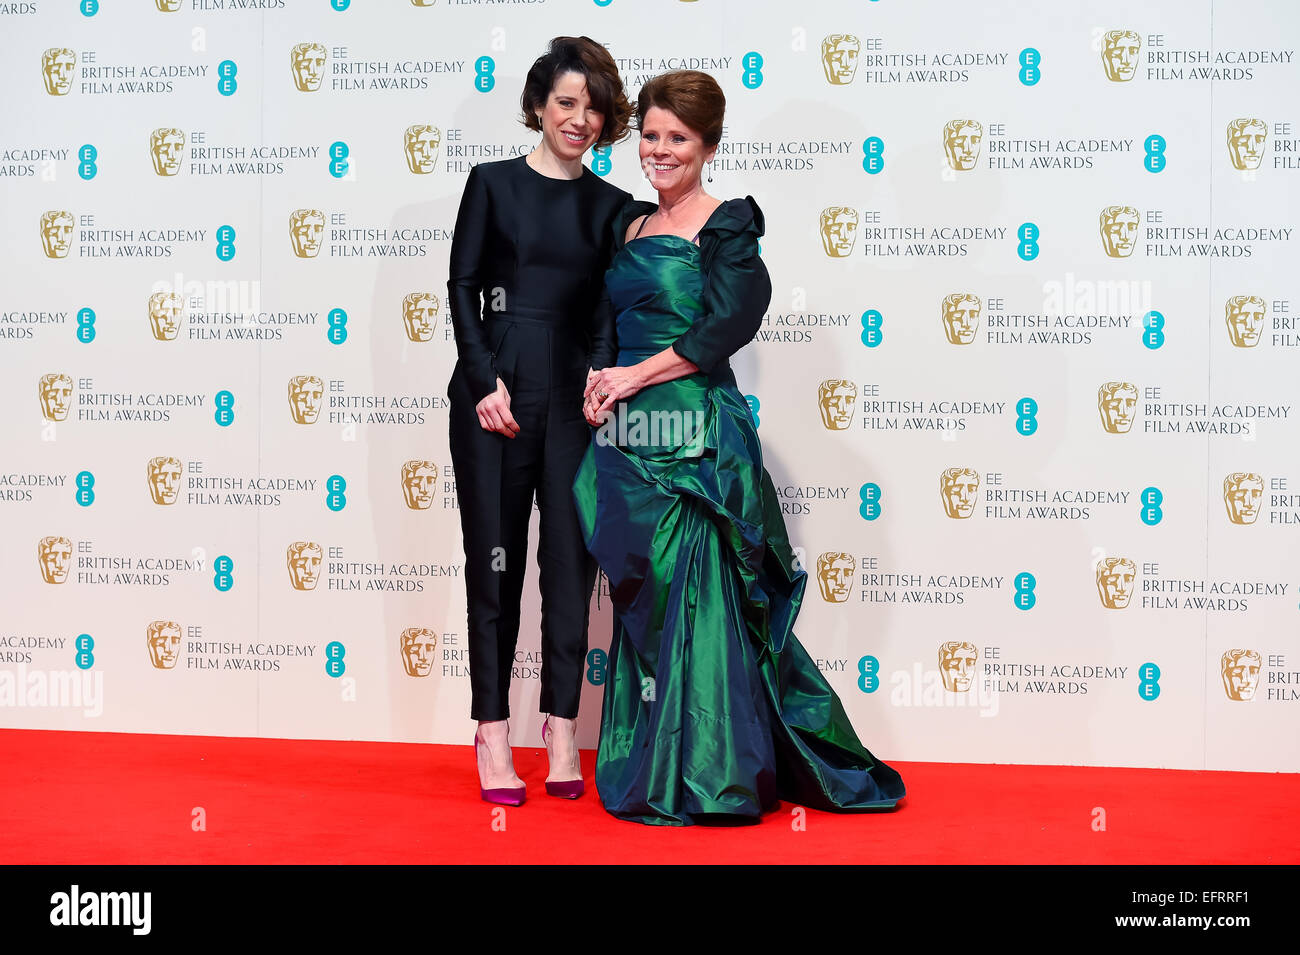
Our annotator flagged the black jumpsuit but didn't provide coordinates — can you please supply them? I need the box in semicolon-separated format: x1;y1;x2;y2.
446;154;630;721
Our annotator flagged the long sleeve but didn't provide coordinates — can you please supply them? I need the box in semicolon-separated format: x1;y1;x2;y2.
589;283;616;371
445;164;498;403
670;221;771;374
587;192;636;371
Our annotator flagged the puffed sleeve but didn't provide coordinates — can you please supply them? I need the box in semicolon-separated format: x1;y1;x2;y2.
670;202;771;374
445;164;499;403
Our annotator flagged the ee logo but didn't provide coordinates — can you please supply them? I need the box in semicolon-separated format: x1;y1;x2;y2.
75;471;94;507
328;307;348;345
742;52;763;89
78;144;97;180
214;390;235;426
1142;310;1165;349
859;482;882;521
1016;397;1039;436
76;307;96;343
591;145;612;177
216;225;236;261
1014;572;1037;610
326;474;347;511
328;141;349;178
1138;662;1161;701
1018;48;1041;86
75;633;94;669
857;655;879;693
861;309;883;347
1144;135;1166;173
862;137;884;174
214;555;234;591
326;641;346;678
475;56;495;93
745;395;760;428
585;648;607;685
1017;222;1040;260
1140;486;1163;525
217;60;237;96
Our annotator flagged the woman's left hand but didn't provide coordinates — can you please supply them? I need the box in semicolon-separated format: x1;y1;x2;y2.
585;365;645;420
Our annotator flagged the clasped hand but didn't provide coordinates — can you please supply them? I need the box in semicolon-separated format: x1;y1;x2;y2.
583;366;644;426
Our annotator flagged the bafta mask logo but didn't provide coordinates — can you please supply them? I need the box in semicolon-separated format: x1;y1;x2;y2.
38;536;73;584
147;456;183;506
410;0;437;5
41;210;74;258
154;0;182;10
821;34;861;85
1095;557;1136;609
815;552;855;603
1101;30;1141;82
1220;649;1261;702
286;541;323;591
943;120;983;171
939;641;978;692
1227;118;1267;171
148;291;185;341
404;125;443;174
42;48;76;96
291;42;327;92
942;293;981;345
819;206;858;257
940;467;980;519
1223;472;1264;525
402;292;440;342
400;627;438;677
147;620;182;669
288;375;324;424
150;128;186;176
1098;381;1138;434
289;209;325;258
402;460;439;510
39;373;73;421
1225;295;1266;348
1099;205;1139;258
817;379;857;431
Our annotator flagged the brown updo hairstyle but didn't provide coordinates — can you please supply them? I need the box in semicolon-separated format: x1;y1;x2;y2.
520;36;632;148
635;70;725;147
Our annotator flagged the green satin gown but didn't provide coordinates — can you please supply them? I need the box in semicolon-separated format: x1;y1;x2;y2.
573;199;905;826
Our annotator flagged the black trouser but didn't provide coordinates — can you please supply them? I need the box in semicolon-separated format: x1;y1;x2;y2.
448;316;596;721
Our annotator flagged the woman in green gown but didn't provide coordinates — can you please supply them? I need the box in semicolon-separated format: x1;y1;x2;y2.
576;71;905;826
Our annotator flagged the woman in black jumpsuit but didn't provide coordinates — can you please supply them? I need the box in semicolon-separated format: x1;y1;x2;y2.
446;37;631;803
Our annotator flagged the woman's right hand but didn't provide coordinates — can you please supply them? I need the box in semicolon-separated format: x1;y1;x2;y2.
476;378;520;437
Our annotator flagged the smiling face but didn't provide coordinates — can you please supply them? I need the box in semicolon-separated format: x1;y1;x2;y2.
638;106;715;197
535;70;604;164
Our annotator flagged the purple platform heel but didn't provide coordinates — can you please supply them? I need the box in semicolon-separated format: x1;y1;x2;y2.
474;729;525;807
541;716;585;799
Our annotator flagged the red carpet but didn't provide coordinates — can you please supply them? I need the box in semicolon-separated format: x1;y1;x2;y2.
2;728;1296;864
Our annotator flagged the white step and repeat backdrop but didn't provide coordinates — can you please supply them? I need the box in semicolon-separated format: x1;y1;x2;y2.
2;0;1297;773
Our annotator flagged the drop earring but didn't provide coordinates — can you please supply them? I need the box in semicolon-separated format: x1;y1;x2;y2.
706;161;713;183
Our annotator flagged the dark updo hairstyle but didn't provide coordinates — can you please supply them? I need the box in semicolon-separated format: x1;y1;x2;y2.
520;36;631;148
634;69;725;147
